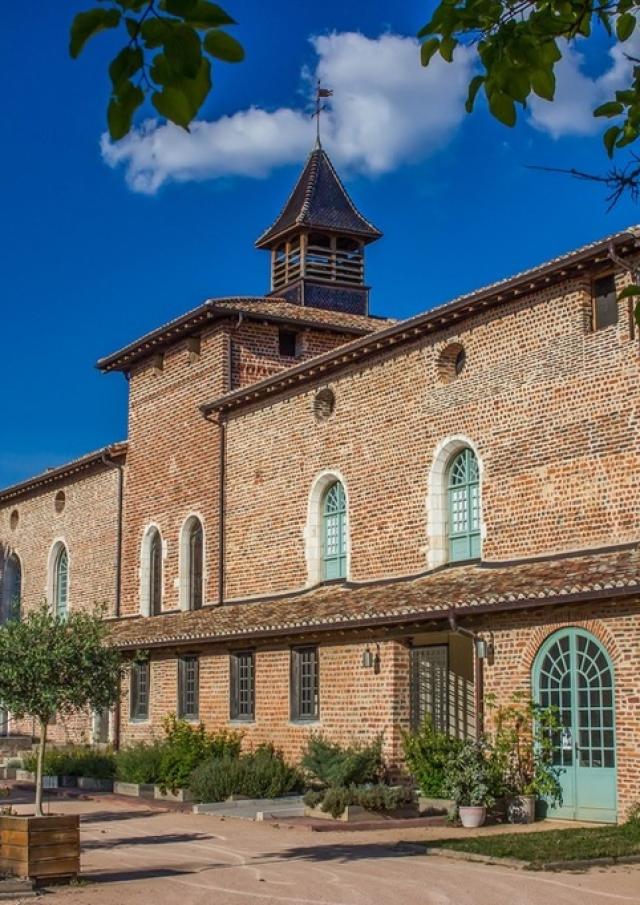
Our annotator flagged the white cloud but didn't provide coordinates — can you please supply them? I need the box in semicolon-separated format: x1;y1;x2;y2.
529;35;640;138
101;31;474;193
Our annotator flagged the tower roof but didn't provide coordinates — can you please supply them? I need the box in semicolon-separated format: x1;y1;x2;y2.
255;147;382;249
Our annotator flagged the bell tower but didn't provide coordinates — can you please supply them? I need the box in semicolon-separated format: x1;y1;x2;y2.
255;147;382;315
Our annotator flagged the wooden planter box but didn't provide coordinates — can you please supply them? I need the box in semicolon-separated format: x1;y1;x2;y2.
113;781;155;799
14;770;35;784
0;814;80;882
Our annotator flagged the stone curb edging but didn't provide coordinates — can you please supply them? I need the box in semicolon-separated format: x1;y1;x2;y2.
424;846;640;872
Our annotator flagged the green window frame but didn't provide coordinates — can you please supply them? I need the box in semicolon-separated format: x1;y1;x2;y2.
130;661;150;722
322;481;347;580
447;448;480;562
54;546;69;618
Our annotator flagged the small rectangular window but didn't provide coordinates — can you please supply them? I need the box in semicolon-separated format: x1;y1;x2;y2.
278;329;298;358
178;655;199;721
291;647;319;721
593;274;618;331
130;661;150;721
230;651;255;721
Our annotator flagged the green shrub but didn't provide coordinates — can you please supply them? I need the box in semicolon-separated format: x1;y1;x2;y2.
115;742;165;784
301;735;384;788
23;746;115;779
401;716;463;797
303;783;412;818
158;716;243;793
189;745;302;802
441;737;496;808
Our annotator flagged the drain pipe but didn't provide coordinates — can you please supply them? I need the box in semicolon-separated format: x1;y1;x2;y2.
216;413;227;606
447;611;493;737
101;451;124;618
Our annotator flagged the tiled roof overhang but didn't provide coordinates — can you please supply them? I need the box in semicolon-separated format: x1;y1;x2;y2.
201;226;640;418
0;442;127;505
96;297;389;374
108;544;640;651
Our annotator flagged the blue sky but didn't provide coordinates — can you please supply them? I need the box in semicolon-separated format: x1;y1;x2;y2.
1;1;637;488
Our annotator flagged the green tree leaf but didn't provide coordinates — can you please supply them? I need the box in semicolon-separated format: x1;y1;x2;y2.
465;75;485;113
108;81;145;140
70;7;121;59
203;28;244;62
531;69;555;102
488;91;516;127
165;24;202;78
603;125;621;157
187;1;236;28
616;12;636;41
420;38;440;67
617;283;640;300
109;46;144;90
152;85;194;127
594;101;624;118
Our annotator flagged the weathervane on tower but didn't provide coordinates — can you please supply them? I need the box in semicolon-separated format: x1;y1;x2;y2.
313;80;333;147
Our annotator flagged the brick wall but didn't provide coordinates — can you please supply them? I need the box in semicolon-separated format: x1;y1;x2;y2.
222;272;640;599
0;464;122;743
119;637;411;766
120;318;362;617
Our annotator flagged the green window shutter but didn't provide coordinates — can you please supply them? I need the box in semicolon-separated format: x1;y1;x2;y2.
322;481;347;580
447;449;481;562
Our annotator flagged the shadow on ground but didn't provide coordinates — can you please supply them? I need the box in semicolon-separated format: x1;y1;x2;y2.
83;832;216;851
261;842;423;864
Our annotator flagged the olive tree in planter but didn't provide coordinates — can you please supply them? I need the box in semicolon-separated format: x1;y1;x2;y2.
0;606;122;880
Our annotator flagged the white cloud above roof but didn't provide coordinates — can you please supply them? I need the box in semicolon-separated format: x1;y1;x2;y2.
528;35;640;138
101;32;474;194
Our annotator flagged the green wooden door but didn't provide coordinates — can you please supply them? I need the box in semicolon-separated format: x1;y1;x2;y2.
533;628;617;823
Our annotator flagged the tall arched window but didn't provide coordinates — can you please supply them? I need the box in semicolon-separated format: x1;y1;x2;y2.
322;481;347;580
53;546;69;617
148;529;162;616
447;448;480;561
1;553;21;623
181;516;204;611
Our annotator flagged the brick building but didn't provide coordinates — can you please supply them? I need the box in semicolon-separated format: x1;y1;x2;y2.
1;144;639;822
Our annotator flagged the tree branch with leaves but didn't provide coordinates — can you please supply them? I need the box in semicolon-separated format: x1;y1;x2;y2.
70;0;244;140
0;607;123;815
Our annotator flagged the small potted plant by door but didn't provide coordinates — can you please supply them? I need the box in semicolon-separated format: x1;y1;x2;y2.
441;738;495;828
0;606;123;883
492;695;562;825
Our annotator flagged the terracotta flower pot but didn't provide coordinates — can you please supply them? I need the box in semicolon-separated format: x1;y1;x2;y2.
459;805;486;828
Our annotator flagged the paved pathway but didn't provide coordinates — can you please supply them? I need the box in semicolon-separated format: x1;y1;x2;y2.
6;797;640;905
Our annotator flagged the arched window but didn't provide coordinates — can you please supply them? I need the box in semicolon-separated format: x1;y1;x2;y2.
322;481;347;580
53;546;69;618
1;552;21;623
148;529;162;616
447;448;480;561
180;516;204;611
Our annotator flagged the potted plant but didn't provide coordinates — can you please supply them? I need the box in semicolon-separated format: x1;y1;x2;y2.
0;606;123;882
491;695;562;824
441;738;495;828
